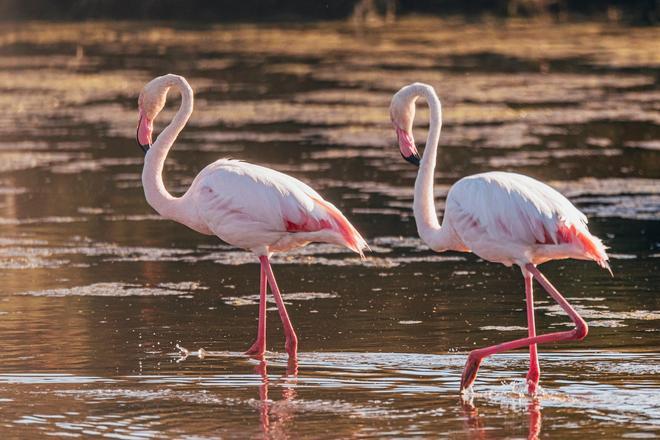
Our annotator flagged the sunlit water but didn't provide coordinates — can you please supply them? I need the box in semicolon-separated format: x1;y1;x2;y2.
0;18;658;438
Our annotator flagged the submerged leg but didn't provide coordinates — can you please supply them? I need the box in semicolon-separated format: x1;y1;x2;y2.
525;270;540;395
260;255;298;358
460;264;588;392
245;264;268;357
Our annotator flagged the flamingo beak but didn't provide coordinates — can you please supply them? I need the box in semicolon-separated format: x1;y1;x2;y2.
137;109;153;154
396;126;420;167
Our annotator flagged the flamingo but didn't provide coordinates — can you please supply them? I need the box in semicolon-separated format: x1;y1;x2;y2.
389;82;611;394
136;74;367;358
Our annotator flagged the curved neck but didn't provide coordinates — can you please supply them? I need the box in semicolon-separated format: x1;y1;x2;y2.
142;76;193;219
410;85;452;251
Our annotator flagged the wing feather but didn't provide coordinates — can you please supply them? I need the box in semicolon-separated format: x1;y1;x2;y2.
192;159;366;253
447;172;607;267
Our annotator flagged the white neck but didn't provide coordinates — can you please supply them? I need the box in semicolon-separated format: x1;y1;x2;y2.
141;75;193;221
408;84;454;251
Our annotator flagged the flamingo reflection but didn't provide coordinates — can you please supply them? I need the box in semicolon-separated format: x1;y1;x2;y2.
174;346;299;437
461;398;541;440
255;357;298;438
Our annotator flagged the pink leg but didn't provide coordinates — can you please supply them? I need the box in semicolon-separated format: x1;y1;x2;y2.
260;255;298;358
525;271;540;395
245;264;267;357
460;263;588;392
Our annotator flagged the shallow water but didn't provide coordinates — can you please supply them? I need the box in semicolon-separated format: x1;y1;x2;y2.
0;18;658;438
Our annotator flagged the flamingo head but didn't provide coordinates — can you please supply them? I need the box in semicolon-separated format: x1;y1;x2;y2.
136;76;169;153
390;87;420;167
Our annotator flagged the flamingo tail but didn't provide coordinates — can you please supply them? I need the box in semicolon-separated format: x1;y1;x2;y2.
313;198;369;258
558;224;612;276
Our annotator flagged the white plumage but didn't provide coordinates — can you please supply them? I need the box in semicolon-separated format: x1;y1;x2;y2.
189;159;367;254
444;171;609;270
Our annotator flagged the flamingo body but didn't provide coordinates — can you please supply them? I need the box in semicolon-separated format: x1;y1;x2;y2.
174;158;366;255
443;171;609;270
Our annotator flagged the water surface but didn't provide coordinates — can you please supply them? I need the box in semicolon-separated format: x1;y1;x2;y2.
0;18;658;438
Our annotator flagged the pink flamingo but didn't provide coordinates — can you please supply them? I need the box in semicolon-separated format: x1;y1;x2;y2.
136;74;367;358
389;83;611;394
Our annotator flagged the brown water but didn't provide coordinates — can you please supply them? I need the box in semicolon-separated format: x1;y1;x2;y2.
0;18;659;438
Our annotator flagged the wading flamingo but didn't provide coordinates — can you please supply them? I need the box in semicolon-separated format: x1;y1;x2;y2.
390;82;611;394
136;74;367;358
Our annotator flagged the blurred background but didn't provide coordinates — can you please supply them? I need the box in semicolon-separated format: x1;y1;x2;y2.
0;0;659;23
0;1;658;439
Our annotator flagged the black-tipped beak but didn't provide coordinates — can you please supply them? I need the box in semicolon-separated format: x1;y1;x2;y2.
402;152;421;167
395;125;420;167
137;139;150;154
136;115;150;154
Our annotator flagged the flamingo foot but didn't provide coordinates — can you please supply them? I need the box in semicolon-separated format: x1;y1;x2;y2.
527;379;539;396
460;352;482;392
286;356;299;376
285;333;298;358
526;368;540;395
245;340;266;358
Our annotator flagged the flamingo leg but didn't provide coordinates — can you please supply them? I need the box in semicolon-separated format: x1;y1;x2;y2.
460;263;588;392
245;264;268;357
259;255;298;358
525;271;540;395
